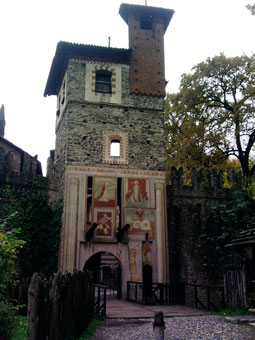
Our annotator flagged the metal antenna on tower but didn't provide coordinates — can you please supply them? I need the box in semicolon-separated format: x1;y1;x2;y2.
145;0;147;5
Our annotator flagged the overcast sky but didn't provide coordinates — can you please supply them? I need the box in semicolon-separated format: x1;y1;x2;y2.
0;0;254;174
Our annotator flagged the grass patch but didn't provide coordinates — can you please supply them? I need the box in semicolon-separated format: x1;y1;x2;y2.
217;309;250;316
11;316;27;340
76;318;100;340
10;316;99;340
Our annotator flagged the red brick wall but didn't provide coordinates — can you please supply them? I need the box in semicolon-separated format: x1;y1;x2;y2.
128;14;166;96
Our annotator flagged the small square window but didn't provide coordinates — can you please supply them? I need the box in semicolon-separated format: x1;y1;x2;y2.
140;15;153;30
110;140;120;157
102;132;128;165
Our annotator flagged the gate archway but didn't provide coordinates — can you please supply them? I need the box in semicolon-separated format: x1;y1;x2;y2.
143;264;152;300
84;251;121;299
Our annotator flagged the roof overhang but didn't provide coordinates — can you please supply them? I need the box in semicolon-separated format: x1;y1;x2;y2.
119;3;174;32
44;41;131;97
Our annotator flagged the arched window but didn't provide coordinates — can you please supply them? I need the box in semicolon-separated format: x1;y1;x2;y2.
96;70;112;94
110;140;120;157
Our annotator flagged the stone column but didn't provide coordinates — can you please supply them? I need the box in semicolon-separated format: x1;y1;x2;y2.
63;177;79;272
153;311;165;340
155;182;167;283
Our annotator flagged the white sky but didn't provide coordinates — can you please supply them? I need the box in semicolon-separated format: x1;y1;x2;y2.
0;0;254;175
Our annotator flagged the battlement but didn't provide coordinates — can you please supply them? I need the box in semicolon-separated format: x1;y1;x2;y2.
169;167;242;196
0;146;44;185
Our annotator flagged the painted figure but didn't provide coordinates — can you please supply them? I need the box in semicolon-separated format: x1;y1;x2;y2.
126;179;148;203
130;246;141;281
96;212;112;236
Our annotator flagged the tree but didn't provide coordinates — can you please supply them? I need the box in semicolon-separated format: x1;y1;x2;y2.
247;4;255;15
165;54;255;189
2;189;62;278
197;191;255;278
0;218;24;300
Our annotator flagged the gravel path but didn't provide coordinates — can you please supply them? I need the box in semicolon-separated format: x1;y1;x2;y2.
90;316;255;340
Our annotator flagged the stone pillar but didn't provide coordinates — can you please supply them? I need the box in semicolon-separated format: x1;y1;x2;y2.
153;311;165;340
155;182;167;283
63;177;79;272
76;174;86;270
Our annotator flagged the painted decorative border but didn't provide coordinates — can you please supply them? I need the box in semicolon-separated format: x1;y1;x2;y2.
67;165;166;179
102;132;128;165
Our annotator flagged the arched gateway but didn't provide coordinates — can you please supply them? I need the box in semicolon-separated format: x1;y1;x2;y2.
84;252;121;299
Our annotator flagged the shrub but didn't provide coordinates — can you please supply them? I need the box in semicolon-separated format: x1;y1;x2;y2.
0;302;15;340
0;219;24;300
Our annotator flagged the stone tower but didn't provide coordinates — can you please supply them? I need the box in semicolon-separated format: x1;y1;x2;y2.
44;3;174;297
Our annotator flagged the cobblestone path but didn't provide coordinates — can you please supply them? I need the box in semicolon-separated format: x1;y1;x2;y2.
90;315;255;340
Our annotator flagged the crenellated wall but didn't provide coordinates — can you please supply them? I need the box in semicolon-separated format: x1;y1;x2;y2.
0;146;47;217
167;166;242;284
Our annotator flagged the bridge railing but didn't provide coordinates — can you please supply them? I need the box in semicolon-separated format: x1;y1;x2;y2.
126;281;184;305
93;284;108;317
183;283;225;311
126;281;225;311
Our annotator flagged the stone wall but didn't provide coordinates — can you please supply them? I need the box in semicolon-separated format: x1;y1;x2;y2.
48;59;165;202
167;167;242;306
62;61;164;172
0;146;47;218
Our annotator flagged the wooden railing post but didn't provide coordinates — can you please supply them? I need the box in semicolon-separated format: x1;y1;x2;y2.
93;284;108;317
221;286;225;308
207;286;210;310
102;286;107;318
27;273;41;340
194;285;198;308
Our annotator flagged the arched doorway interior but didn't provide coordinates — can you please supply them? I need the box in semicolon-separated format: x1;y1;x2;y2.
143;264;152;301
84;251;121;299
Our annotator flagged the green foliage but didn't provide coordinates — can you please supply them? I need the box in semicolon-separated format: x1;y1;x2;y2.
165;53;255;187
247;4;255;15
197;191;255;277
0;302;15;340
217;308;249;316
2;188;62;278
63;318;100;340
76;318;100;340
0;219;24;300
10;316;27;340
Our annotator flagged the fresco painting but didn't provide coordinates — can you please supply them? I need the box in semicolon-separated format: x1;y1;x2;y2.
94;208;116;241
126;208;155;239
129;244;142;281
125;178;149;207
93;177;117;207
